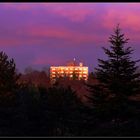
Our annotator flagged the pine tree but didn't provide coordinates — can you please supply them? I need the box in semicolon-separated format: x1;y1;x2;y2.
96;25;140;98
0;51;20;95
0;51;21;130
87;25;140;121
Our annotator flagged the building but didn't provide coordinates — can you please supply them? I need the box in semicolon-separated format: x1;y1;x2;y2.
50;59;88;83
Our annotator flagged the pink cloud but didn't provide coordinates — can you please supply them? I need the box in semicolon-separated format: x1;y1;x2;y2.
24;25;102;44
0;39;21;47
102;7;140;31
100;5;140;43
44;3;95;22
2;3;140;48
0;35;48;48
0;3;39;11
33;57;63;65
51;8;93;22
1;3;94;23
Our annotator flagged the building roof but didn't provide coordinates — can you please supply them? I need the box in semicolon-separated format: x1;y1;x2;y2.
66;58;78;66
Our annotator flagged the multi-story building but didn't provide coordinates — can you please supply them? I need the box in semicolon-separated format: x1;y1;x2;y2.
50;59;88;83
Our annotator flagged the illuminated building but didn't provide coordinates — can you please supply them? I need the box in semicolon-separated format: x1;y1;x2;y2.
50;59;88;83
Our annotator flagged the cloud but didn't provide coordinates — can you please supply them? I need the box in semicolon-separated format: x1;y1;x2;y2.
102;5;140;31
50;8;93;22
0;3;140;72
0;39;21;47
43;3;95;22
32;56;64;66
23;24;103;45
98;5;140;43
1;3;94;23
1;3;35;10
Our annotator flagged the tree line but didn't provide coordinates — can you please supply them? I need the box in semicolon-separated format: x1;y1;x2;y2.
0;25;140;136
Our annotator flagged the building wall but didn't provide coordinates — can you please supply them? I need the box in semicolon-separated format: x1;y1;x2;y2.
50;66;88;83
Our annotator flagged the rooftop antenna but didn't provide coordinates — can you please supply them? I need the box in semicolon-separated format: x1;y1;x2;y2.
73;58;76;66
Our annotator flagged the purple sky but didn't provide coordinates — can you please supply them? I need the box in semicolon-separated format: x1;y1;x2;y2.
0;3;140;73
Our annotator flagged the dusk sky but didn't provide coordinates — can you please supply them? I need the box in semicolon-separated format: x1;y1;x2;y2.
0;3;140;73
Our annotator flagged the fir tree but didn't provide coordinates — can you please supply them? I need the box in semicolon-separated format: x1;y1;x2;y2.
96;24;140;98
0;51;20;95
87;25;140;119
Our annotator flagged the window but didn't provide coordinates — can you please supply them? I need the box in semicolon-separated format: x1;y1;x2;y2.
83;71;87;74
83;68;87;70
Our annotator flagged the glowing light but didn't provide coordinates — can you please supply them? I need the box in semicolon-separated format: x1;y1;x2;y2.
83;71;87;73
50;63;88;83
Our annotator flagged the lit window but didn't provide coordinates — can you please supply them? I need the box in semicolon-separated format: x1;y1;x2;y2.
83;71;87;73
83;68;87;70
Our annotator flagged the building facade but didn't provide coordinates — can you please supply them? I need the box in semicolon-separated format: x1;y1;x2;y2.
50;60;88;83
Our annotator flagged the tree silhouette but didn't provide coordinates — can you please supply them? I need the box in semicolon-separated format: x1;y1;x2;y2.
92;25;139;97
0;51;20;96
87;25;140;121
0;51;21;135
39;85;87;136
88;72;95;80
96;25;140;98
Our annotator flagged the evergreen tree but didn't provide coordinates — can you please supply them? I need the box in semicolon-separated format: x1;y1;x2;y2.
39;85;87;136
87;25;140;119
96;25;140;98
0;51;21;135
0;51;20;95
